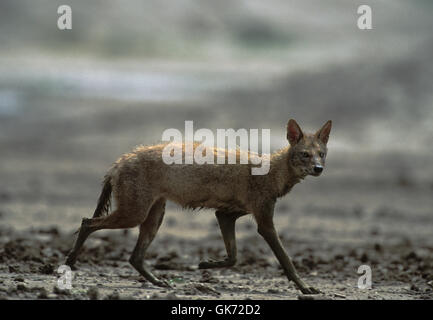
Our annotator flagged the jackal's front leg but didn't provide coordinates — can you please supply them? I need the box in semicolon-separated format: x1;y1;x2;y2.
199;210;247;269
255;202;320;295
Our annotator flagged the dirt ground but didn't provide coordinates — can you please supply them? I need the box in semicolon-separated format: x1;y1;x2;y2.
1;189;432;300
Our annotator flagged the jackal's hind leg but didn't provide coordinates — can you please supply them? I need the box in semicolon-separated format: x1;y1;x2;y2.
198;210;247;269
65;207;147;268
65;218;99;268
129;198;170;288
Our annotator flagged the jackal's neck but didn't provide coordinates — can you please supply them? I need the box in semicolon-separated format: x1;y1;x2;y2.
269;146;302;198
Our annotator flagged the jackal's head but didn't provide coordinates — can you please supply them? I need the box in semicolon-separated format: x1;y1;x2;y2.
286;119;332;177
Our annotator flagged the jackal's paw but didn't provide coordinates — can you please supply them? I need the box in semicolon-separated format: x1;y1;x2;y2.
300;286;321;295
198;259;218;269
64;257;77;270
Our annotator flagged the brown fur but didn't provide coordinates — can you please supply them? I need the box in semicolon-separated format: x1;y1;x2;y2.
66;119;332;294
93;175;112;218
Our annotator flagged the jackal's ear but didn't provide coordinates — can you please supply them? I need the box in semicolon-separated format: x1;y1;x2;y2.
315;120;332;144
287;119;304;146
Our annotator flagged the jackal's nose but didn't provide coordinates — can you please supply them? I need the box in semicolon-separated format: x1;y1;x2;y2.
313;165;323;174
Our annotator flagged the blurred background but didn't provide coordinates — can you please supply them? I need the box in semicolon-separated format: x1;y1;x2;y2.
0;0;432;248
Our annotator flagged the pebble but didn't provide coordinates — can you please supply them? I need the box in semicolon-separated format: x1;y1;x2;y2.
87;287;99;300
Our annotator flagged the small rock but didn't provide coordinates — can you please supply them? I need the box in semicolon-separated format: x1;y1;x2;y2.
151;292;179;300
53;286;70;296
87;287;99;300
200;271;218;284
193;283;220;296
8;265;17;273
267;288;279;294
16;284;27;291
405;251;418;260
37;288;48;299
39;264;54;275
38;227;60;236
374;243;383;252
360;253;369;263
105;291;120;300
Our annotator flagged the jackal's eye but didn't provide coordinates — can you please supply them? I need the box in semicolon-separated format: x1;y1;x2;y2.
302;152;310;158
319;152;325;158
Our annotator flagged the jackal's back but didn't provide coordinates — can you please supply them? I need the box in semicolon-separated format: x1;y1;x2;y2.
107;142;262;212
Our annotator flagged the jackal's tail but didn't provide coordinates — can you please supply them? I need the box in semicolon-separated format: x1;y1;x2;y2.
92;175;112;218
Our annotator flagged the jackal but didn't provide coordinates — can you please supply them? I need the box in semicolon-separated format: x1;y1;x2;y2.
65;119;332;294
